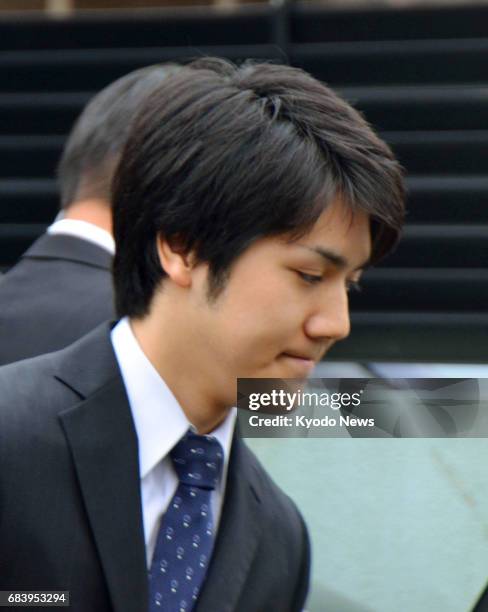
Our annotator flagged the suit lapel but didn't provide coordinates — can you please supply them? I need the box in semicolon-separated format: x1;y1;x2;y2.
196;435;264;612
56;325;148;612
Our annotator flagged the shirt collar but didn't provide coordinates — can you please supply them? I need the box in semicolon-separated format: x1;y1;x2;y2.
47;218;115;255
111;317;236;479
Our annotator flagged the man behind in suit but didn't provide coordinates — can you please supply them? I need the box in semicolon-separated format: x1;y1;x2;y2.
0;59;405;611
0;64;177;365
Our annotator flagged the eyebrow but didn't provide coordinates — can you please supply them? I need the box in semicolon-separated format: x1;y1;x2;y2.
302;246;370;271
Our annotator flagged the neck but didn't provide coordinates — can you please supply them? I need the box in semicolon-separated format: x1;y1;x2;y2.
63;199;113;235
130;311;229;435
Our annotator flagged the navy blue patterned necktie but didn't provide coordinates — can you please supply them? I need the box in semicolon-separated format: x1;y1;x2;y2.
148;430;224;612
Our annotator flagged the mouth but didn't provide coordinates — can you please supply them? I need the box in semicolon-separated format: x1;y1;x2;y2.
279;353;317;376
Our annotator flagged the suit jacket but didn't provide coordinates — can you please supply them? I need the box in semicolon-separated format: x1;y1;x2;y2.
0;324;310;612
0;233;114;366
473;586;488;611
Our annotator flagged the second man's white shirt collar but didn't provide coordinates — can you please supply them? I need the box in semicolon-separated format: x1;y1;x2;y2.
48;218;115;255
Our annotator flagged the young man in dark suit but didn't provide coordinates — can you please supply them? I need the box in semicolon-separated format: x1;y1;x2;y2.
0;59;405;611
0;64;178;366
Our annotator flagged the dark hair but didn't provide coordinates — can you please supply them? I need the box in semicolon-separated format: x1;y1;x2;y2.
112;58;405;318
57;63;180;208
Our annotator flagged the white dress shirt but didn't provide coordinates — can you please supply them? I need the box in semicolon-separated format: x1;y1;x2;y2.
111;317;237;567
47;218;115;255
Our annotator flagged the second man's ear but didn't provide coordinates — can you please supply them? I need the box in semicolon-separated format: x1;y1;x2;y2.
156;234;195;288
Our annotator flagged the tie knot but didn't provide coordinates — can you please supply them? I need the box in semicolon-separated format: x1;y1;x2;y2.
170;431;224;490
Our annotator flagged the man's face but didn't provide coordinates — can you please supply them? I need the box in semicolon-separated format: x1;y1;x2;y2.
183;196;371;409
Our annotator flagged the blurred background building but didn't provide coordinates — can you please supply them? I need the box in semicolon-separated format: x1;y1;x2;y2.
0;0;486;363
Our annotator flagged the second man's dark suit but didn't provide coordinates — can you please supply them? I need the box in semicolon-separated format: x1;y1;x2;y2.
0;323;310;612
0;232;114;365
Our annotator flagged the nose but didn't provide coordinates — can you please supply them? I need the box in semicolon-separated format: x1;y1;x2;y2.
304;285;351;342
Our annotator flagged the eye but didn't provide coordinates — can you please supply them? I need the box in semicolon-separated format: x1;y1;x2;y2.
297;272;323;285
346;279;362;293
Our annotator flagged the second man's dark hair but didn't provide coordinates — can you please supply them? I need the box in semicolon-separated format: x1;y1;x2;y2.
57;63;180;208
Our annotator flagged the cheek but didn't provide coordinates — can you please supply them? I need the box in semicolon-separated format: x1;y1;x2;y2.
220;288;302;357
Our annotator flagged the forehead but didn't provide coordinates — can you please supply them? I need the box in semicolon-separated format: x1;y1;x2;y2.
288;196;372;269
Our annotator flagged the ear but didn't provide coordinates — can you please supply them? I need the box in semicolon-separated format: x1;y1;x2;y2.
156;234;195;288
